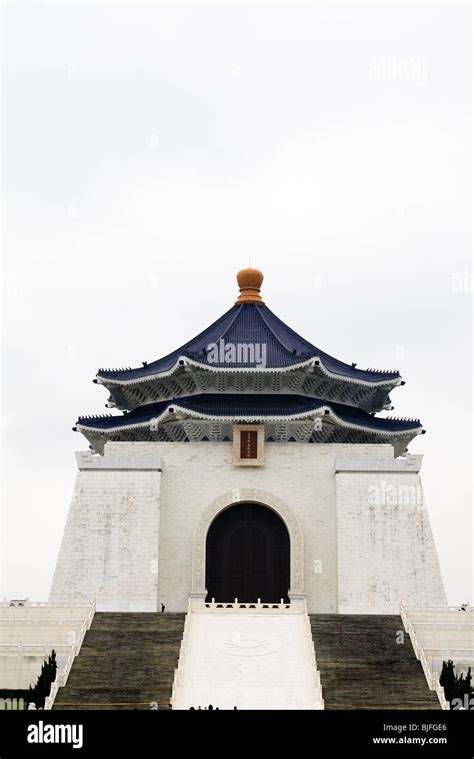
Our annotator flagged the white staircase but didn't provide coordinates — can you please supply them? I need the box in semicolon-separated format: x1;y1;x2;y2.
171;601;324;710
401;604;474;708
0;600;95;701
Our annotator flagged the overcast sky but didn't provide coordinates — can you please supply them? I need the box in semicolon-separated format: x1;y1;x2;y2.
1;2;472;605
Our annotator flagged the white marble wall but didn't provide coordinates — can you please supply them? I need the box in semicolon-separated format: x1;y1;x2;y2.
49;442;446;613
49;450;162;611
336;458;446;612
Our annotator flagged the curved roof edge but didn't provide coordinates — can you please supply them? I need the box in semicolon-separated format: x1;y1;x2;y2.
96;303;401;386
76;394;422;435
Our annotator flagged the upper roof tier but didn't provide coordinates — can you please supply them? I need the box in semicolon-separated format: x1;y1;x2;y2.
95;269;402;413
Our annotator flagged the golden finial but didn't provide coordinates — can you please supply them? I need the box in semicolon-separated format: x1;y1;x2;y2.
235;267;264;304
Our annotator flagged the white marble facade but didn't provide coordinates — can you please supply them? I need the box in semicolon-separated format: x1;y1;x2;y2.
49;441;446;613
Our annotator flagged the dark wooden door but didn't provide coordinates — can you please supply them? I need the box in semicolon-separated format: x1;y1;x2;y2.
205;503;290;603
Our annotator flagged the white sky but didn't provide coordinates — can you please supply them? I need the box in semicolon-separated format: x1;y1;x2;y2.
1;2;472;605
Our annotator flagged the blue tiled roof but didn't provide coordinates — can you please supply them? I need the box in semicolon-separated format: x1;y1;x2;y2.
97;303;400;384
77;394;421;433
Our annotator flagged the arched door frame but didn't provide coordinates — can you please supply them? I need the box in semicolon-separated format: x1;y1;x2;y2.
191;488;304;604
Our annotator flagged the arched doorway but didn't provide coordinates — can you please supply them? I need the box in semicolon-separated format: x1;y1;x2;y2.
205;503;290;603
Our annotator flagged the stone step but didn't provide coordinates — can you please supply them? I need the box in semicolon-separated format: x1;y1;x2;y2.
53;612;186;710
310;614;440;710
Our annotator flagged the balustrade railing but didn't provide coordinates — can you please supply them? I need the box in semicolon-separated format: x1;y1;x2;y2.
43;602;96;710
204;598;292;611
400;605;453;710
1;599;95;610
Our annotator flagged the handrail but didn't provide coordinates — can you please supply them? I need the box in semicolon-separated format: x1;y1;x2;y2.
43;602;95;710
420;647;474;655
405;623;474;630
400;605;450;710
401;604;471;613
170;599;193;705
302;599;324;709
0;644;74;654
2;599;95;609
204;599;292;612
0;619;92;627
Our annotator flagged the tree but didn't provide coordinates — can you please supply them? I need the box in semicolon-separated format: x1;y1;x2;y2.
29;650;57;708
461;667;472;697
439;660;457;702
440;660;474;708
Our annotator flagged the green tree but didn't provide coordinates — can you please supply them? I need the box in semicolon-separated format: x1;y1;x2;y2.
29;650;57;708
462;667;472;695
439;659;457;702
440;660;474;708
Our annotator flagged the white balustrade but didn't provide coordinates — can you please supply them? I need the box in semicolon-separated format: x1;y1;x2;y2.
401;604;474;711
204;597;293;612
38;602;95;710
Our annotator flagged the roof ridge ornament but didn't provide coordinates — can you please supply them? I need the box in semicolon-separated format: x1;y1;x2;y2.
235;267;265;305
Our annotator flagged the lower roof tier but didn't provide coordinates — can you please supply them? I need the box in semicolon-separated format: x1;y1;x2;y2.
76;394;423;457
